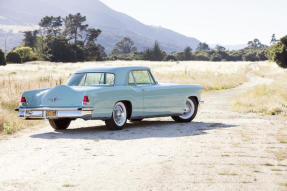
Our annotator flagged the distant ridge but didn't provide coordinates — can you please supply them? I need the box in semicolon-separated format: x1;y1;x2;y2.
0;0;200;53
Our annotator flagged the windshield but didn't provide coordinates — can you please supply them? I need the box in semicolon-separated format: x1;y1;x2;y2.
67;73;115;86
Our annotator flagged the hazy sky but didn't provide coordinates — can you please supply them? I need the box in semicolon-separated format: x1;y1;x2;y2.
101;0;287;45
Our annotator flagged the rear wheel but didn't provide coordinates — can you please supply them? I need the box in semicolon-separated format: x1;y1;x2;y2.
172;97;198;122
105;102;127;130
49;118;71;130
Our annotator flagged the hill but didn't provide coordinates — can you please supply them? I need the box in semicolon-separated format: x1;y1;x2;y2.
0;0;200;53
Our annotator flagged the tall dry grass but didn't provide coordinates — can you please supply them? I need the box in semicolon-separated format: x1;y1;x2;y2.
0;69;65;134
233;63;287;116
233;82;287;115
0;60;250;134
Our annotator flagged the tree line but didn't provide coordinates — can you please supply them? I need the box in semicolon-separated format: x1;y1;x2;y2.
1;13;106;64
0;13;286;69
108;37;271;62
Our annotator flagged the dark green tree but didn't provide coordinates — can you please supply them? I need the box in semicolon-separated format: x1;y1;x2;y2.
210;53;222;61
94;44;106;60
268;35;287;68
6;51;21;63
193;51;209;61
196;42;210;51
175;52;184;61
215;45;226;51
64;13;88;43
183;46;192;60
44;36;77;62
84;28;105;60
23;30;38;49
270;34;278;45
111;37;137;55
85;43;106;61
256;50;268;61
228;50;244;61
85;28;101;45
152;41;165;61
164;54;177;61
242;51;257;61
0;49;6;66
143;48;153;60
39;16;62;36
247;39;268;49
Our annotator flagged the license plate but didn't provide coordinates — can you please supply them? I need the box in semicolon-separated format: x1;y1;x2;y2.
46;110;57;117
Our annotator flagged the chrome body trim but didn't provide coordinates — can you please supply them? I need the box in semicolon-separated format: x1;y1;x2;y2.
16;107;95;119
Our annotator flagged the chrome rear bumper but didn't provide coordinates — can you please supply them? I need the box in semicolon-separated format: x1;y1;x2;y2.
15;107;95;120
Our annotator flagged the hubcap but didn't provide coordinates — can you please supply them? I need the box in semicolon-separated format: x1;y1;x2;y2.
113;103;127;126
179;99;195;120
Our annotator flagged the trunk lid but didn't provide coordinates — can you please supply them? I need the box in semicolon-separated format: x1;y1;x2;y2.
23;85;97;108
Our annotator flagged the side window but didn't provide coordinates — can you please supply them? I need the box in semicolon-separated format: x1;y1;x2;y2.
85;73;104;86
132;70;155;86
84;73;114;86
128;72;135;86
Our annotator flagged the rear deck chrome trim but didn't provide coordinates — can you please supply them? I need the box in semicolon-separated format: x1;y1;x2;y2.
15;107;95;111
16;107;95;119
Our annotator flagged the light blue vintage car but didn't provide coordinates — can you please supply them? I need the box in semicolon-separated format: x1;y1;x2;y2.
16;66;203;130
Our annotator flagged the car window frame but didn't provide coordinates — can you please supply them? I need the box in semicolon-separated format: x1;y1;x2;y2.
128;71;136;86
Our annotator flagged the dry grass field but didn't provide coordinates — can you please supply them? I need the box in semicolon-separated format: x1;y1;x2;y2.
0;60;286;134
1;60;286;134
0;60;250;134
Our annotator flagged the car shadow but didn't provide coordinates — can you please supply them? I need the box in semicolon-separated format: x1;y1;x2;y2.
30;120;237;141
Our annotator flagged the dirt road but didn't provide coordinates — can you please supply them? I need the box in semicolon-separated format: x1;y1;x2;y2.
0;77;286;191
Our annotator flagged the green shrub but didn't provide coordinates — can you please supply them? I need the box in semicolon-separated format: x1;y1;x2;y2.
268;35;287;68
210;53;222;61
242;51;257;61
193;51;209;61
6;51;21;63
0;49;6;66
15;47;37;62
164;54;178;61
6;47;37;63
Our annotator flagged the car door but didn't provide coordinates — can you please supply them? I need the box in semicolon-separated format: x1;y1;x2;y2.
131;70;166;116
127;71;144;117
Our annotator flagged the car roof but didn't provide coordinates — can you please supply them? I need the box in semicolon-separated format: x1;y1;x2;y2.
75;66;150;73
74;66;153;86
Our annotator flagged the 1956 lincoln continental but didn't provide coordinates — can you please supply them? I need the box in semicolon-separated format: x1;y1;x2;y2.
16;66;203;130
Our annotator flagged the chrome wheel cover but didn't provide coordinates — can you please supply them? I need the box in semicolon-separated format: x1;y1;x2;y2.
179;99;195;120
113;102;127;126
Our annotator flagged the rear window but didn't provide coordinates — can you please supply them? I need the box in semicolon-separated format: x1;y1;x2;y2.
67;73;114;86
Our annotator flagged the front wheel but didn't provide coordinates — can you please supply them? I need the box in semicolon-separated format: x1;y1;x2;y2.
172;97;198;122
49;118;71;130
105;102;127;130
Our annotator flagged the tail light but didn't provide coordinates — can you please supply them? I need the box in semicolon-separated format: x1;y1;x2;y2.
82;96;90;105
21;97;26;103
